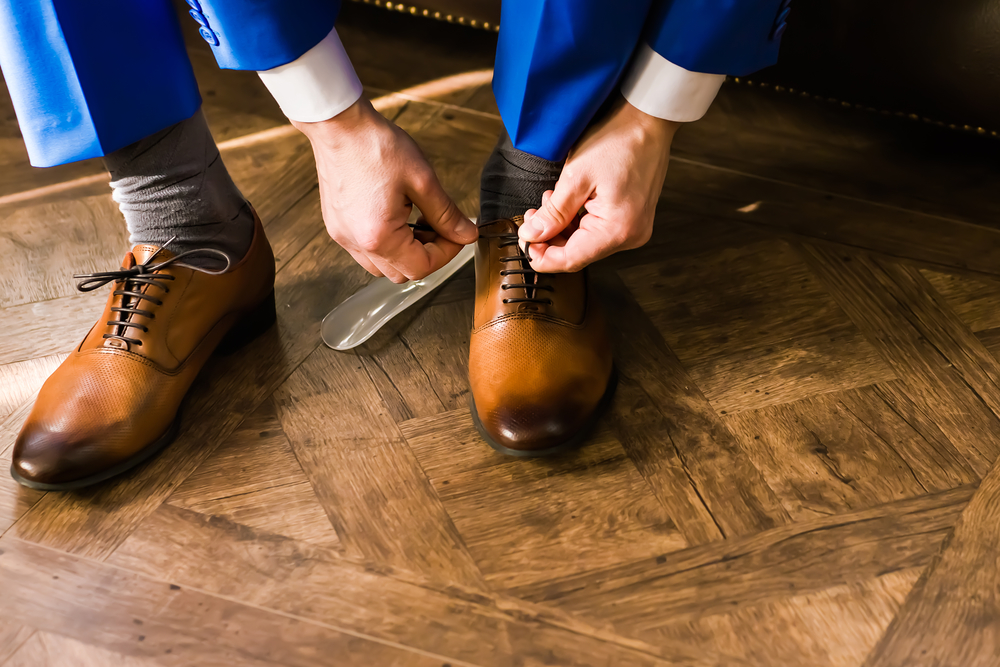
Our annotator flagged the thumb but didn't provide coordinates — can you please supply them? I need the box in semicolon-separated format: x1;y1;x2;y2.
520;175;591;243
408;168;478;245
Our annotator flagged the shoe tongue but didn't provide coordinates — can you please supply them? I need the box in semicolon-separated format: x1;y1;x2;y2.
121;251;136;270
130;243;174;266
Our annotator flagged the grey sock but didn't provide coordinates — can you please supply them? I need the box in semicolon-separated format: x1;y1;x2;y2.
479;129;565;224
103;109;254;270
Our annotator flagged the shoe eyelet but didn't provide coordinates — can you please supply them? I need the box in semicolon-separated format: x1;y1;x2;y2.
502;299;510;304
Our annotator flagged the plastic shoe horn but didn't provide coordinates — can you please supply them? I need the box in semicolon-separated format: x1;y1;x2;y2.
321;241;475;351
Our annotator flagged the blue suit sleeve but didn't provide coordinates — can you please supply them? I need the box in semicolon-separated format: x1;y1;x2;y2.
645;0;789;75
493;0;789;161
186;0;342;71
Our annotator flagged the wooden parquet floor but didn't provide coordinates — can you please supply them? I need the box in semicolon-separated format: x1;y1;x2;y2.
2;6;1000;666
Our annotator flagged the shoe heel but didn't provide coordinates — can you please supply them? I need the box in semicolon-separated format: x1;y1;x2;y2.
215;289;277;356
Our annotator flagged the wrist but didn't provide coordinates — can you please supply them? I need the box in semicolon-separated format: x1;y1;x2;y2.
622;98;681;142
292;97;376;146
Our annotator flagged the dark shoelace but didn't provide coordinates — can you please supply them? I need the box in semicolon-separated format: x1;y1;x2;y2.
408;221;552;305
480;230;552;306
74;243;231;348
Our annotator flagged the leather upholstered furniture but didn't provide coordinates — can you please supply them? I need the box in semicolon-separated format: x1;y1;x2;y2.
355;0;1000;133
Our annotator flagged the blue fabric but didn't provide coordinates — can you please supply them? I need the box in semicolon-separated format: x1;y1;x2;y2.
0;0;200;167
646;0;784;75
494;0;655;163
494;0;788;161
195;0;340;71
0;0;338;167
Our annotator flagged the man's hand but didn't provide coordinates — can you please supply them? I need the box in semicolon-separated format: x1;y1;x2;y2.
518;98;681;273
294;98;477;283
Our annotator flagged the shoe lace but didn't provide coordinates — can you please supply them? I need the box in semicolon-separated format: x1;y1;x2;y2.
73;242;231;348
479;230;553;306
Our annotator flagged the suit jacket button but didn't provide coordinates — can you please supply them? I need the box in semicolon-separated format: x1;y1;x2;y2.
186;0;203;10
771;22;787;40
199;26;219;46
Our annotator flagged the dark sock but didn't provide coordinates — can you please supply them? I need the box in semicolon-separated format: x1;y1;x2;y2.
479;129;564;224
103;109;254;270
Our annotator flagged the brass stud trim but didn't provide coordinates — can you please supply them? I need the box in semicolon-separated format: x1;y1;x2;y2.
349;0;500;31
727;76;997;139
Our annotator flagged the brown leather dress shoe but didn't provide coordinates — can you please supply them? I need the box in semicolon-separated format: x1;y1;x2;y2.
468;217;616;456
11;211;276;490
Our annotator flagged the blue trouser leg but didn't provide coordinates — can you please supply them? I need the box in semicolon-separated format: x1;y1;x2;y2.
492;0;656;162
0;0;200;167
492;0;787;162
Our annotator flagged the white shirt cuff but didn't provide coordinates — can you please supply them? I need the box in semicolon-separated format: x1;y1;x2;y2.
256;27;363;123
621;42;725;123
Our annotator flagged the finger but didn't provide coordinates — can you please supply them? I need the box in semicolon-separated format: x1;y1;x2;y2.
345;248;384;278
384;235;464;281
520;172;592;243
369;254;409;284
408;168;477;245
524;216;617;273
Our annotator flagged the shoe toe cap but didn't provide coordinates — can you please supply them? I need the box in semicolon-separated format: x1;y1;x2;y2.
11;424;102;488
475;400;591;453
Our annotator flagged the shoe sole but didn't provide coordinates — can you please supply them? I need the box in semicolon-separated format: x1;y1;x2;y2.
10;289;277;492
469;366;619;458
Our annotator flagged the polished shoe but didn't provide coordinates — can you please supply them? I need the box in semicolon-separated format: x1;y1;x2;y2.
11;210;276;490
468;216;616;456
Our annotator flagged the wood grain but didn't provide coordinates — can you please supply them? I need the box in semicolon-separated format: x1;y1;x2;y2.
600;273;791;541
402;409;687;591
725;391;931;521
0;355;63;424
0;291;106;367
621;239;895;414
273;345;485;588
651;568;921;667
802;244;1000;476
522;486;973;630
0;620;34;664
108;504;742;667
0;536;447;667
166;401;341;549
0;196;128;309
863;458;1000;665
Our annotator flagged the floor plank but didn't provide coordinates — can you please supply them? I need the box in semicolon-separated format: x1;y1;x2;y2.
107;503;741;667
863;456;1000;665
402;409;687;591
0;537;450;667
652;568;921;667
599;273;791;542
802;245;1000;477
273;345;486;588
520;486;973;632
164;402;341;548
0;620;34;665
621;239;896;415
0;355;63;425
725;390;933;521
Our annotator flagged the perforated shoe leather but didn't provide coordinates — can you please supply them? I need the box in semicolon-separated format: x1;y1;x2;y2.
11;210;276;490
468;217;616;456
